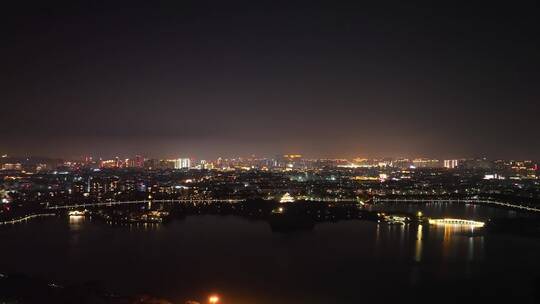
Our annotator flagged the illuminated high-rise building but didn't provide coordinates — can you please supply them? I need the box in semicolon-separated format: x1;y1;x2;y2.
412;158;441;168
277;154;303;168
444;159;459;169
174;158;191;169
1;163;22;171
134;155;145;168
83;156;93;165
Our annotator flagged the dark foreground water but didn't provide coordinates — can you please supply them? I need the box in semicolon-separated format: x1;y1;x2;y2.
1;203;540;304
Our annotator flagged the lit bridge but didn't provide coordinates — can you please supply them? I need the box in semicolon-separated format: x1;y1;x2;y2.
373;198;540;213
46;199;245;210
428;218;485;228
0;213;56;225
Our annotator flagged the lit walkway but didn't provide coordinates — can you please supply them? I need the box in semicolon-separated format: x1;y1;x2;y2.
0;213;56;225
46;199;244;210
373;198;540;213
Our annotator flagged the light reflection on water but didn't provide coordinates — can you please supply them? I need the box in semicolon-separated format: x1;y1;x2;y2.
433;224;485;261
415;224;422;262
376;221;485;264
68;215;84;230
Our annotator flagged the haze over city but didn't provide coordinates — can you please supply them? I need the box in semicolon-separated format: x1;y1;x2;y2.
2;1;539;159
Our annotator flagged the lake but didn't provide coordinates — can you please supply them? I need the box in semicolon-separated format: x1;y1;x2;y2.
1;203;539;303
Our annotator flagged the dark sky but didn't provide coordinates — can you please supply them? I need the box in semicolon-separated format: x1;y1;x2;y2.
2;1;539;159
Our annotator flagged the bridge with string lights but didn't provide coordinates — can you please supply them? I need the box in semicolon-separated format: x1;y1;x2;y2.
45;199;245;210
372;197;540;213
428;218;485;227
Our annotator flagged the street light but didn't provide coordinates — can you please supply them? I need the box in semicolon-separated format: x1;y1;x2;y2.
209;295;219;304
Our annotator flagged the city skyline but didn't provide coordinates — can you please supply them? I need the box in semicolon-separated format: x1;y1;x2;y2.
1;152;539;163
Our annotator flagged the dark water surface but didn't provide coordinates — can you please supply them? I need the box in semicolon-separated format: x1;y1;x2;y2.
1;203;540;304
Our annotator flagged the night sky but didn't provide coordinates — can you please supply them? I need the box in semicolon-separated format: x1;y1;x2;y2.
2;1;539;159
